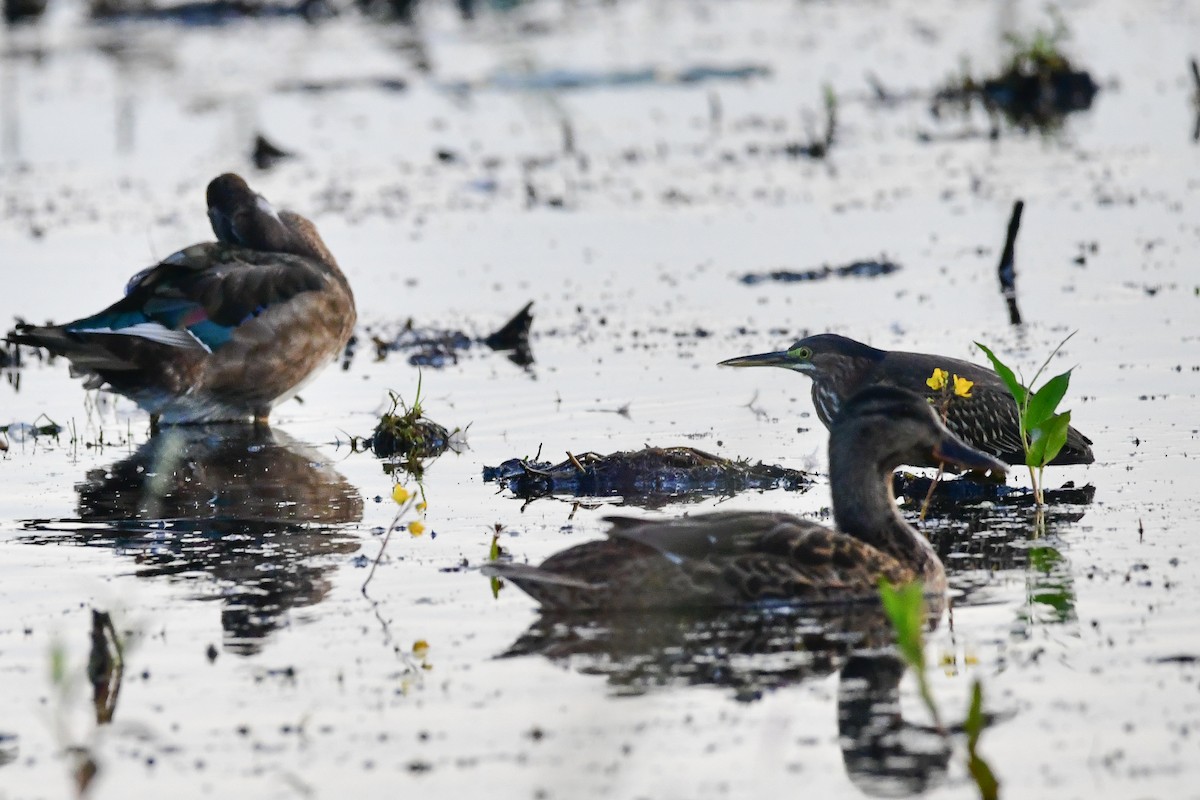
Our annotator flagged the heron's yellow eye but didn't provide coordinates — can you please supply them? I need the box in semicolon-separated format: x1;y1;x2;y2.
788;346;813;360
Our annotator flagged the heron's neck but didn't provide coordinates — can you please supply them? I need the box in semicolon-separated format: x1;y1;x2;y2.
829;446;939;580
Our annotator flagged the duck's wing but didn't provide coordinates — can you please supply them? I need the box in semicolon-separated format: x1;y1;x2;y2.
604;510;806;560
65;243;337;354
605;511;915;603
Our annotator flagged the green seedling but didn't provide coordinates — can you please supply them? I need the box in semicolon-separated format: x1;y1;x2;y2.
878;580;941;729
975;334;1077;507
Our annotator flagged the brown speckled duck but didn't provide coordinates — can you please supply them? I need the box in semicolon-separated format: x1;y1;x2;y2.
7;174;355;426
484;386;1007;611
721;333;1094;467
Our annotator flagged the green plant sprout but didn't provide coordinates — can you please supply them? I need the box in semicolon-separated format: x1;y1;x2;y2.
878;581;941;729
975;333;1078;507
965;680;1000;800
879;581;1001;799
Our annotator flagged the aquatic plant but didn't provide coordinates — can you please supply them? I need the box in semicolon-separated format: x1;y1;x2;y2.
918;368;975;518
368;372;465;476
879;581;1000;799
975;334;1077;507
363;481;429;593
878;581;940;728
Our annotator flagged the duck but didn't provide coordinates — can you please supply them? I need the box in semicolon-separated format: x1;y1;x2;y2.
720;333;1094;467
484;386;1007;611
6;174;355;427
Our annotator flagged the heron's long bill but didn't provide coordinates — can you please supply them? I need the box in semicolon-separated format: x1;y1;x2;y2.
718;351;793;368
932;434;1008;475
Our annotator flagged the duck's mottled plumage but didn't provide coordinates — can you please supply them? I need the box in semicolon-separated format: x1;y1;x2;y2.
721;332;1094;467
7;174;355;424
485;386;1008;611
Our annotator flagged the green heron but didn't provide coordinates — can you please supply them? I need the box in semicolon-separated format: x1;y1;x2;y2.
720;333;1094;467
6;174;355;426
483;386;1006;610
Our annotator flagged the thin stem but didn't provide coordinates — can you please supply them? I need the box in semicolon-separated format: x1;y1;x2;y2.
1027;330;1077;390
919;463;945;521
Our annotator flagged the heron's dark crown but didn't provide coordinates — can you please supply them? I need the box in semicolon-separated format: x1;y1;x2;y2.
795;333;886;362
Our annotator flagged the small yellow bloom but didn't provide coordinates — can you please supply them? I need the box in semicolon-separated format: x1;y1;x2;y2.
408;520;426;536
926;368;948;391
392;485;410;504
416;502;427;512
953;375;974;398
412;639;429;656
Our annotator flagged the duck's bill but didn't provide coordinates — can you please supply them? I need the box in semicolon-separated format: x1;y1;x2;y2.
718;350;792;368
932;436;1008;475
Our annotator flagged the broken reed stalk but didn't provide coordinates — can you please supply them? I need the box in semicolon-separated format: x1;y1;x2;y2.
997;199;1025;325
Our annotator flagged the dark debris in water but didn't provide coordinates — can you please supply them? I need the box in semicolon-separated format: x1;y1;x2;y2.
483;446;813;502
739;259;900;286
273;75;408;95
90;0;333;25
896;473;1096;509
371;301;534;369
462;63;770;94
251;133;294;171
931;20;1098;131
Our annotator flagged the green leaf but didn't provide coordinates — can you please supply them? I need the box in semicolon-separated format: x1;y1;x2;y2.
1027;411;1072;468
1025;370;1072;430
974;342;1027;407
878;580;926;672
965;680;1001;800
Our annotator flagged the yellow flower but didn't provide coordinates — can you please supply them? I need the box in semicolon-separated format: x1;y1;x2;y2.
953;375;974;398
408;520;426;536
926;368;948;391
392;485;410;504
416;501;427;512
412;639;429;657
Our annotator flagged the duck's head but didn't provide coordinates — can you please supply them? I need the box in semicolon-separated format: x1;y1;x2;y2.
206;173;336;263
831;385;1007;476
207;173;267;245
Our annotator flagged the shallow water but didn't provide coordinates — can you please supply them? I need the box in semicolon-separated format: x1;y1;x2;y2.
2;0;1199;797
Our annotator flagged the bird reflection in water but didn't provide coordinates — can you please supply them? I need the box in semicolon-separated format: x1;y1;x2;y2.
498;605;951;796
22;426;363;655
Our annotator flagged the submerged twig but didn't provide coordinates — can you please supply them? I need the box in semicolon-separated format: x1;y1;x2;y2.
996;199;1025;325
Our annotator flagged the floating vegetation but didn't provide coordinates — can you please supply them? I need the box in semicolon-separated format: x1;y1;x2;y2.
0;414;63;450
370;301;534;369
483;446;812;502
739;258;900;286
366;378;466;478
932;11;1098;131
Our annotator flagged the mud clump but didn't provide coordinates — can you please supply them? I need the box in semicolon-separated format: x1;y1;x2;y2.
484;446;812;501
